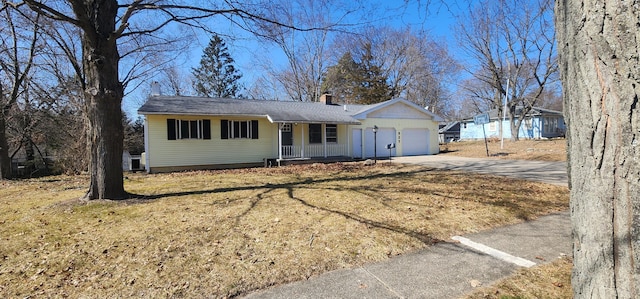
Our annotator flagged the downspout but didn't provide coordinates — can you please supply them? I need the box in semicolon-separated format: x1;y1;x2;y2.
144;117;150;173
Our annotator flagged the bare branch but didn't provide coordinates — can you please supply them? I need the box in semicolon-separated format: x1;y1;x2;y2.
20;0;79;26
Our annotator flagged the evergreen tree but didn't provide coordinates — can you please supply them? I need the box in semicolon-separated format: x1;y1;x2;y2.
322;52;360;104
355;43;390;104
322;45;390;104
192;35;243;98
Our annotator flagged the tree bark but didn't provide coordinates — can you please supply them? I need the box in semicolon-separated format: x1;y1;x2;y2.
509;116;521;141
556;1;640;297
0;112;11;179
71;0;127;200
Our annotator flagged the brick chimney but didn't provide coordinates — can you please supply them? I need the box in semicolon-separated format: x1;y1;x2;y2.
319;94;332;105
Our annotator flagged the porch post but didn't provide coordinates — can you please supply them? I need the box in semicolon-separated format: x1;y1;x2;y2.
278;123;282;160
301;124;305;158
323;123;327;158
347;125;351;158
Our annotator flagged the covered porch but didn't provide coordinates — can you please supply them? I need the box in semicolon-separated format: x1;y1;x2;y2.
275;122;354;161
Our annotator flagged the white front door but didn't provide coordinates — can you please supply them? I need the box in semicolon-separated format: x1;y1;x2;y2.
352;129;362;158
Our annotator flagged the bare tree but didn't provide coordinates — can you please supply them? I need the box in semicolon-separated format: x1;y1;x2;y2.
456;0;557;140
0;5;42;179
556;1;640;297
161;64;192;96
253;0;367;102
254;0;331;102
328;26;458;114
13;0;342;199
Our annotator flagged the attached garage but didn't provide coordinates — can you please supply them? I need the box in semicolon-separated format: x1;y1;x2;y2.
402;128;430;156
364;127;396;158
348;98;444;158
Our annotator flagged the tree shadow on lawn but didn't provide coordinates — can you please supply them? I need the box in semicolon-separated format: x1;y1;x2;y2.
282;185;440;245
125;168;444;245
129;168;424;201
123;166;564;245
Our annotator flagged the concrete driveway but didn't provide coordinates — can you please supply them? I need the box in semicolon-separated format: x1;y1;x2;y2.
244;155;571;299
392;155;569;186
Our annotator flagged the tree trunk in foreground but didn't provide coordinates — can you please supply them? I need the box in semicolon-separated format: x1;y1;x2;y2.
72;0;127;200
556;1;640;297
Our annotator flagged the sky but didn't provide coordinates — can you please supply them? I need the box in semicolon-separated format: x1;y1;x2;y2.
123;0;472;118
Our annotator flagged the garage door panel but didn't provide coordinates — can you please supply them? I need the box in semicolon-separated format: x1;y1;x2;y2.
402;128;429;156
364;128;396;158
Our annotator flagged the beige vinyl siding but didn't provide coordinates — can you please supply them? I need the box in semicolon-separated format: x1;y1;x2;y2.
146;115;277;169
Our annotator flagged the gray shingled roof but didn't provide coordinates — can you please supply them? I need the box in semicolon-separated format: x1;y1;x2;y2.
138;96;365;124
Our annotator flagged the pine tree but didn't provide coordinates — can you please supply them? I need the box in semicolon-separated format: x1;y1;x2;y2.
192;35;243;98
355;43;390;104
322;45;390;105
322;52;360;104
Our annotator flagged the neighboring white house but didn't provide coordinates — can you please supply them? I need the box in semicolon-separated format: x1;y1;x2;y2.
460;107;565;140
137;95;443;173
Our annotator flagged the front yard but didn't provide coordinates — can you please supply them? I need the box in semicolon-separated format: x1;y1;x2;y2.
0;163;568;298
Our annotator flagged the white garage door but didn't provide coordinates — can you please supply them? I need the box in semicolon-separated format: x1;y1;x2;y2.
402;128;430;156
364;127;396;158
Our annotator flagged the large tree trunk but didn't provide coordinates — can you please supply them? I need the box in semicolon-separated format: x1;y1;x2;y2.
509;115;521;141
72;0;127;200
556;1;640;297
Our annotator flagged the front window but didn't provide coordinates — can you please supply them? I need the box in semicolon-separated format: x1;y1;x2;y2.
309;124;322;144
543;117;554;133
221;120;259;139
325;124;337;143
230;120;254;139
488;121;497;132
167;119;211;140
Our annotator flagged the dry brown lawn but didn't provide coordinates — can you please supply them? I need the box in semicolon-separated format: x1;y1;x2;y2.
441;139;567;162
463;256;573;299
0;163;568;298
444;139;572;299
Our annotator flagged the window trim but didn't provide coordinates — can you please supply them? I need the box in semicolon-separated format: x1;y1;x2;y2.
221;119;259;140
488;121;497;132
309;124;322;144
325;124;337;143
167;119;211;140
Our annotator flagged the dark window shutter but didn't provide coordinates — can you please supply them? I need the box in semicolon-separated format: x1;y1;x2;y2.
202;120;211;140
221;120;228;139
167;119;176;140
252;120;259;139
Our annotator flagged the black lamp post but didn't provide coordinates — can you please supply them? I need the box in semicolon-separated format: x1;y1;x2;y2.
372;125;378;164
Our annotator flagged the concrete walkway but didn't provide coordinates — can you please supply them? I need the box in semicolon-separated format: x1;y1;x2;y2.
243;156;571;299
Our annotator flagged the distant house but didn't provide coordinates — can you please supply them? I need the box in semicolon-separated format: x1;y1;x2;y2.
137;95;443;173
438;121;461;143
460;107;565;140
